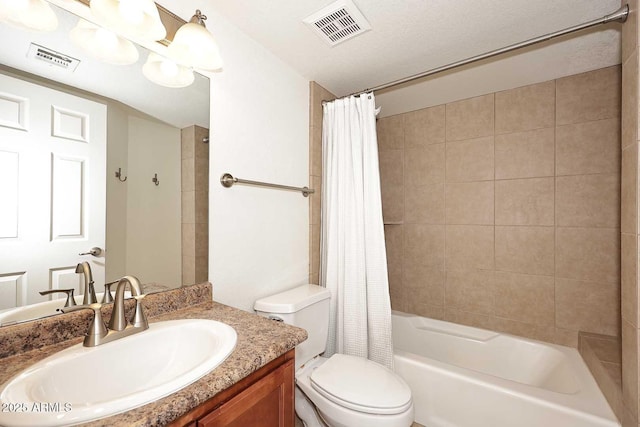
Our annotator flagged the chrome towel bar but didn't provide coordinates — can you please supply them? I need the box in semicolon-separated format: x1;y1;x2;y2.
220;173;314;197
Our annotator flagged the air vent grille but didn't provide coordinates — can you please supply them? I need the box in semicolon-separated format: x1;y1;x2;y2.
304;0;371;47
27;43;80;72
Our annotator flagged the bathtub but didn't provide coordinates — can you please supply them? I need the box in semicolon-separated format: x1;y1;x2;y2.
392;311;620;427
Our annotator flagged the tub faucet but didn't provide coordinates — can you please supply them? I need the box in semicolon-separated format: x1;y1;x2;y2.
76;262;97;305
59;275;148;347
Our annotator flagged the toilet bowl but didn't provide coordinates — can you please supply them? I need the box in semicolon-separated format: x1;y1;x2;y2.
254;284;414;427
296;355;414;427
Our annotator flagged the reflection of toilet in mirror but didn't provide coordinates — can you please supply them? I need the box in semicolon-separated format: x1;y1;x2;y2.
255;284;414;427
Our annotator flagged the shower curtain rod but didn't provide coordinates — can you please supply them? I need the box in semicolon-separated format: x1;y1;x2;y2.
328;4;629;101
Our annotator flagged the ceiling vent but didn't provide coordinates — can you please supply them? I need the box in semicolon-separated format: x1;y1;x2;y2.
303;0;371;47
27;43;80;72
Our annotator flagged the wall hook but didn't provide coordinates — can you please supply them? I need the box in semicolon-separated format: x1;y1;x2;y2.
115;168;127;182
152;173;159;186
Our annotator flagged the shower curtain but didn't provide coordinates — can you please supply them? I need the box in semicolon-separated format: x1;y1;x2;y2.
320;93;394;369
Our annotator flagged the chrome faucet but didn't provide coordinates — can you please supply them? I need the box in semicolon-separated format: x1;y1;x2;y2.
76;262;97;305
60;275;148;347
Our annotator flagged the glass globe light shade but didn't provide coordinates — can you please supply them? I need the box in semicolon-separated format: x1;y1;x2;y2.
167;10;223;72
0;0;58;32
142;52;195;88
70;19;139;66
90;0;166;42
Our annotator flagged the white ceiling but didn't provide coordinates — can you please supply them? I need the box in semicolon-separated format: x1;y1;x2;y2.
158;0;623;116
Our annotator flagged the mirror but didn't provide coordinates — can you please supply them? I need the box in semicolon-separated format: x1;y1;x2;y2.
0;1;210;325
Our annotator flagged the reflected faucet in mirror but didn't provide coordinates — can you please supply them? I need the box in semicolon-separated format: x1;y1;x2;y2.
38;289;77;308
76;262;98;305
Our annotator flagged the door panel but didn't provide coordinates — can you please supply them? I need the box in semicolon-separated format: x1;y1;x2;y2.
0;73;106;308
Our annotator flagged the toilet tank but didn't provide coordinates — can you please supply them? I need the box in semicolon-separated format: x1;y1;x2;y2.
254;284;331;370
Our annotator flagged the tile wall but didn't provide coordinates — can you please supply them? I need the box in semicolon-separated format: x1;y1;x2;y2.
308;82;336;284
621;0;640;424
378;66;621;347
181;125;209;285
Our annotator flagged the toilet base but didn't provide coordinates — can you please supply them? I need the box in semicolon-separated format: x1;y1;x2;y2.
295;386;326;427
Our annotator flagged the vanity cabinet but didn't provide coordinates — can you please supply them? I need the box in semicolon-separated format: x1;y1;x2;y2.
169;350;295;427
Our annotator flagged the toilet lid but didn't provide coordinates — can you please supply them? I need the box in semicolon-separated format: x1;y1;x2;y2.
310;354;412;415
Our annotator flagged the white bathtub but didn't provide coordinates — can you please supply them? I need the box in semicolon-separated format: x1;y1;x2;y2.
392;311;620;427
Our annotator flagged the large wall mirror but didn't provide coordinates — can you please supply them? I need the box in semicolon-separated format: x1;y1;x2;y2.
0;1;210;325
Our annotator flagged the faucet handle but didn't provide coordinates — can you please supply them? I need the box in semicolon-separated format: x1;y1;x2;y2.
39;288;77;308
59;303;108;347
130;295;149;330
102;280;118;303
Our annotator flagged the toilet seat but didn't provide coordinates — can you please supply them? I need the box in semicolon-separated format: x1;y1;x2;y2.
310;354;412;415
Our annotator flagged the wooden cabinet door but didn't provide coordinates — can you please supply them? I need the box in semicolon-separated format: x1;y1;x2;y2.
198;359;294;427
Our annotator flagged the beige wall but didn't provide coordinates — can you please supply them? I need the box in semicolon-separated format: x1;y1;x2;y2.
378;66;621;347
309;82;336;285
181;125;209;285
621;0;640;425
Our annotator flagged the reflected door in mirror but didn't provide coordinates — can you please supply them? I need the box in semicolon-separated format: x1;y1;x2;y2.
0;73;106;309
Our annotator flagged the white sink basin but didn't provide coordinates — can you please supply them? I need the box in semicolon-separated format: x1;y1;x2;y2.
0;319;237;426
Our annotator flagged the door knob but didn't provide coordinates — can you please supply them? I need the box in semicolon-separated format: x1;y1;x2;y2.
79;247;102;257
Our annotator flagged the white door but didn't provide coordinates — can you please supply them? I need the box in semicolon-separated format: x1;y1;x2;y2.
0;73;106;309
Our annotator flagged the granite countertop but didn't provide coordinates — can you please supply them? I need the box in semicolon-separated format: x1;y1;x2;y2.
0;283;308;426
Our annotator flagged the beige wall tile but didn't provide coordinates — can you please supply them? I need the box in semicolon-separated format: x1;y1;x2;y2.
495;178;554;226
495;128;555;180
377;115;404;150
444;308;496;331
495;226;554;276
556;118;621;175
310;125;322;177
181;190;195;224
494;271;555;326
445;225;494;271
404;105;445;149
445;269;495;315
581;334;622;363
385;225;404;310
553;329;579;347
405;183;445;224
555;174;620;228
194;222;208;258
445;94;494;141
622;53;638;150
310;82;335;128
379;149;404;223
310;175;322;225
406;301;445;320
622;144;638;235
182;256;195;285
556;66;621;125
194;125;209;158
310;225;320;277
620;404;637;427
404;224;445;269
194;191;208;225
622;233;638;326
556;227;620;283
405;144;445;186
556;278;620;336
404;266;445;308
492;317;556;343
181;158;194;192
445;181;494;225
195;157;209;193
622;0;638;64
182;223;195;258
495;80;555;134
622;320;638;419
445;136;494;182
195;255;208;282
181;126;195;159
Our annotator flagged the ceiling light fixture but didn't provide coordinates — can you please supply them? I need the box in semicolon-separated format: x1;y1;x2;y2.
142;52;194;88
0;0;58;32
167;9;223;72
70;19;139;65
89;0;166;42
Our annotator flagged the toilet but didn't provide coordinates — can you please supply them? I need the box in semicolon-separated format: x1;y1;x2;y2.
254;284;414;427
